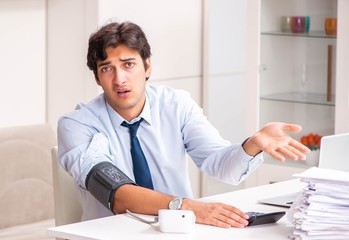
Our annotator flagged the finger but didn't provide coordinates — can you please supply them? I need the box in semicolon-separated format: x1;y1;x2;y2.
222;205;249;219
220;208;249;228
289;141;310;160
206;217;233;229
268;149;286;162
198;209;247;229
262;143;285;161
218;205;249;227
287;144;308;160
289;139;311;153
279;145;301;160
273;143;310;161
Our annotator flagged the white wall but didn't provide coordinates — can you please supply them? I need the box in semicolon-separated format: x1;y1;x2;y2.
47;0;100;131
0;0;46;127
201;0;249;196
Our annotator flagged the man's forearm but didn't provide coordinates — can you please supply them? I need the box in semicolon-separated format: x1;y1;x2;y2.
113;184;173;215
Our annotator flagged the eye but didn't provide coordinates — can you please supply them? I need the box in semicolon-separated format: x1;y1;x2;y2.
101;66;112;73
124;62;135;68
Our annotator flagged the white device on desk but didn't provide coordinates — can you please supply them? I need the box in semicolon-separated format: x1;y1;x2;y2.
158;210;196;233
126;209;196;234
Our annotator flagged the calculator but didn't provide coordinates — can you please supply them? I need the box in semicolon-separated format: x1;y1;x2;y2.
246;211;286;226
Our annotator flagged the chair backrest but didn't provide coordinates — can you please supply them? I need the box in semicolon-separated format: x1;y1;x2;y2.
51;146;83;226
0;124;56;228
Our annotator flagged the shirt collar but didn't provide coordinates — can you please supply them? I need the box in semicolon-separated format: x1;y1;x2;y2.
142;90;152;125
105;91;152;130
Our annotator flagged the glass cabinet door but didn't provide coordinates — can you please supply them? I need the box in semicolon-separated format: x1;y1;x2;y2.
259;0;337;168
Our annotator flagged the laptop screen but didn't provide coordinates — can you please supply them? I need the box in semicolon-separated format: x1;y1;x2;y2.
318;133;349;171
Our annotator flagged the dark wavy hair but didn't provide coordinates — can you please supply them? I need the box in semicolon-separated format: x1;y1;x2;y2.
87;21;152;80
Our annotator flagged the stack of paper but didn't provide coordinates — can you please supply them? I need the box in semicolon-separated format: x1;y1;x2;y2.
287;167;349;240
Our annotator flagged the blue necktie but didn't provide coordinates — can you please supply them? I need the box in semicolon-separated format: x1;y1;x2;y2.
121;119;154;189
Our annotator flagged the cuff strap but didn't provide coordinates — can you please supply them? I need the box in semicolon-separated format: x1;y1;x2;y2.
86;162;136;211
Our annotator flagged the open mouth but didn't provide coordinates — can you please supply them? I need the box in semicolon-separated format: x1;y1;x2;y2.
116;89;131;98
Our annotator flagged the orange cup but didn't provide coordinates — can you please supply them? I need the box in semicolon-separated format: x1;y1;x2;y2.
325;18;337;36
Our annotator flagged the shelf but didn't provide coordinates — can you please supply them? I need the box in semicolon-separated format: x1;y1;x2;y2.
260;92;335;106
261;30;336;39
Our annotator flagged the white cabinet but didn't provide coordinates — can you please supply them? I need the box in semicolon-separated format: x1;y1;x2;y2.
260;0;337;169
246;0;349;186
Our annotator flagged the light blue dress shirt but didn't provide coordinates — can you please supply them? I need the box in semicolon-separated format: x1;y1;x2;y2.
58;85;263;221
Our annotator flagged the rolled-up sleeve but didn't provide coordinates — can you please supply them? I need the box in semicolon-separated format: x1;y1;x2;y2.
200;145;263;184
58;116;114;189
182;97;264;185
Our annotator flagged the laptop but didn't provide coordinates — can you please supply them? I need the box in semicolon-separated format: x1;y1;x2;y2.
318;132;349;171
257;192;298;208
258;133;349;208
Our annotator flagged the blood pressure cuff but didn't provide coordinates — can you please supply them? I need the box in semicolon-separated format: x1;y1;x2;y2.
86;162;136;211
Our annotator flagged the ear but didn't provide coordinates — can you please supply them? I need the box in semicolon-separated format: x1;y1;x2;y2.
145;58;152;79
95;77;101;86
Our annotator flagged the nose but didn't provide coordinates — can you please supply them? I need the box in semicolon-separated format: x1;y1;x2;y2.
113;68;126;85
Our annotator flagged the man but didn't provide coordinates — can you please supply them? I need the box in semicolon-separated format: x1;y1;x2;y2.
58;21;309;229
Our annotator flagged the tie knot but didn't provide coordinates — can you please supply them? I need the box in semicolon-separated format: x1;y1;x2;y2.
121;118;143;137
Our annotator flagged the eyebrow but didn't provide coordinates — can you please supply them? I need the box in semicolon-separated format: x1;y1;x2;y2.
97;57;137;68
97;61;111;68
120;57;136;62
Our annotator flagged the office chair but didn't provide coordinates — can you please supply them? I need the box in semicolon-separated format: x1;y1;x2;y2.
51;147;83;226
0;124;56;238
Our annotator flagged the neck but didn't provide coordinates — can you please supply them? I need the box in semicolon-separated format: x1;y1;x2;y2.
119;97;146;122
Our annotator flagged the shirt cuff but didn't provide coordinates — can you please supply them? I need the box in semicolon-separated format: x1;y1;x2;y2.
235;144;264;183
241;137;263;157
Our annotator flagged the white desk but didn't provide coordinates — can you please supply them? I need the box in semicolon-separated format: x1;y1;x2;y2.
48;179;304;240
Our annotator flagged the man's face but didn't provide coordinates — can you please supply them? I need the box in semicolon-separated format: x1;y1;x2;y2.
96;44;151;121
